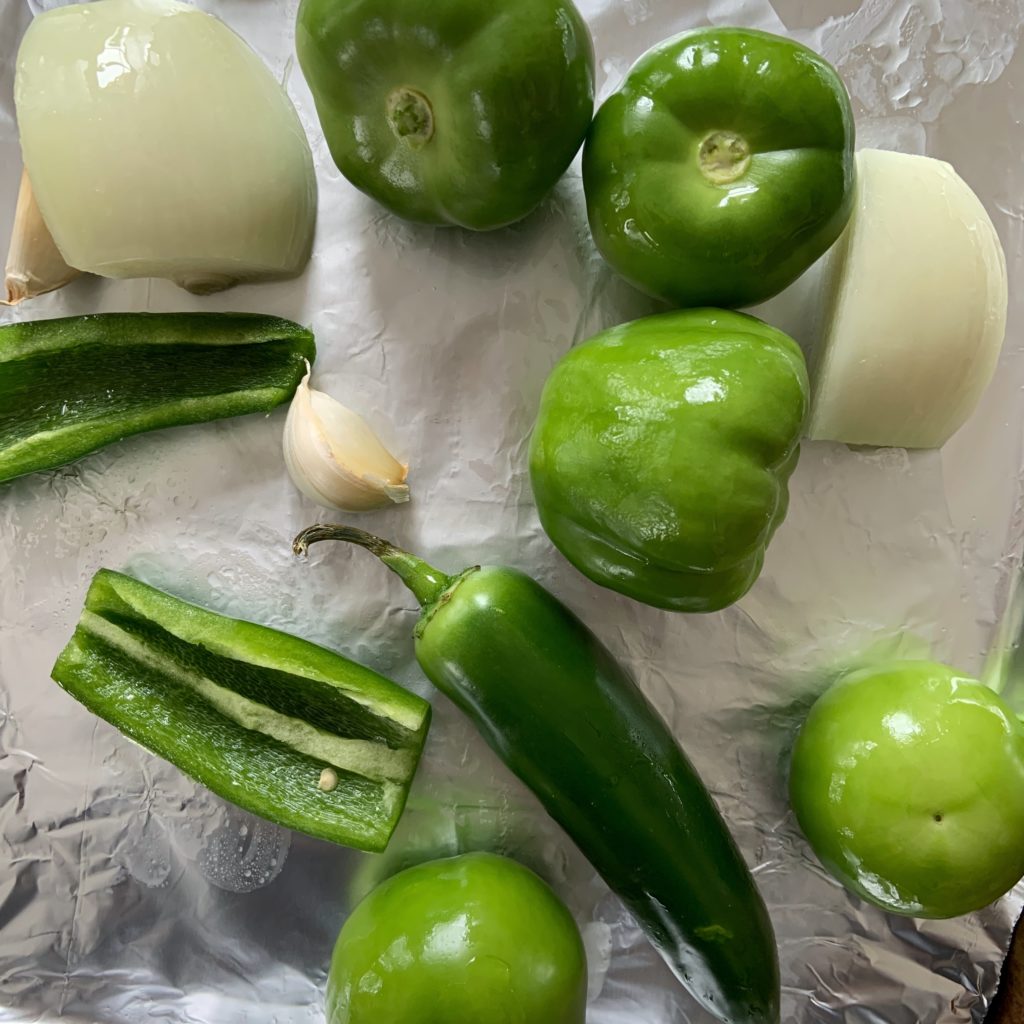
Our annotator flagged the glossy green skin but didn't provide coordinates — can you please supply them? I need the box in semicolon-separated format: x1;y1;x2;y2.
296;0;595;229
414;567;780;1024
790;661;1024;918
52;570;430;852
529;309;808;613
327;853;587;1024
584;27;855;308
0;313;314;484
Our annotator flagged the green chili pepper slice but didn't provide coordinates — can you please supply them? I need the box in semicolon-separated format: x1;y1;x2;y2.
0;312;315;484
52;569;431;852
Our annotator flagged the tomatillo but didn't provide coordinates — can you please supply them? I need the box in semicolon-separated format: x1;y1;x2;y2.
296;0;595;230
529;308;808;613
583;27;855;308
326;852;587;1024
790;661;1024;919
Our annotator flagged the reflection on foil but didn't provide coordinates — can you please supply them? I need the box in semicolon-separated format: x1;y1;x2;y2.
1;0;1023;1022
195;811;290;895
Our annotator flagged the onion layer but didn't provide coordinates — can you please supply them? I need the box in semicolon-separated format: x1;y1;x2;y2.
14;0;317;294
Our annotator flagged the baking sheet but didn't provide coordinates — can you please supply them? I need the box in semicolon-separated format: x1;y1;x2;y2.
1;0;1023;1020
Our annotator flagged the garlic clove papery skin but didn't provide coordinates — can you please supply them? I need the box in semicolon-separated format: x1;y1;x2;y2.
14;0;316;295
283;372;410;513
3;169;80;305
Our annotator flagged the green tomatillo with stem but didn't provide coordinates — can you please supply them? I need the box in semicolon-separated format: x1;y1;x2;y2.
294;524;781;1024
583;26;855;308
295;0;595;229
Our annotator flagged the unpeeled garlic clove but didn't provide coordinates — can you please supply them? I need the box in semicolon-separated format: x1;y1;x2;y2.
283;367;410;512
4;168;80;305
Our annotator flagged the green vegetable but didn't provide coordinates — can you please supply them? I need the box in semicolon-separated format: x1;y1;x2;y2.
0;313;314;484
295;525;780;1024
51;570;431;852
328;853;586;1024
790;661;1024;919
295;0;595;230
529;309;808;613
583;27;855;308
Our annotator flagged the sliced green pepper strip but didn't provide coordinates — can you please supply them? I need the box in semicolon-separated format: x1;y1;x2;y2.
52;570;431;852
0;312;315;484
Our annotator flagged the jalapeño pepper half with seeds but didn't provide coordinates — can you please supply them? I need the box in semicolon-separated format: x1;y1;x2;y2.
51;570;431;852
0;312;314;484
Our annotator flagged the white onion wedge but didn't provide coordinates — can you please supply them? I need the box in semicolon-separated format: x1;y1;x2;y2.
807;149;1007;449
14;0;316;295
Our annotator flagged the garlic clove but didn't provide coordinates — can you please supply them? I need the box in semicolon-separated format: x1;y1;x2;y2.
3;169;80;305
283;368;410;512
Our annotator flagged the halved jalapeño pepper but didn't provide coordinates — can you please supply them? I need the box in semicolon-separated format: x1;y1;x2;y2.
0;312;315;484
294;525;780;1024
52;570;431;852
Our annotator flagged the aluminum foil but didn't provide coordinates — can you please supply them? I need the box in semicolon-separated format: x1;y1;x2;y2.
1;0;1022;1020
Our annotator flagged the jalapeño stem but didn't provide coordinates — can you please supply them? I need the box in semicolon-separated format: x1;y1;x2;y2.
293;525;452;608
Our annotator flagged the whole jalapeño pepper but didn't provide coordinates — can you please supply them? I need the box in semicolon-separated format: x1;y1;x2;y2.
294;525;780;1024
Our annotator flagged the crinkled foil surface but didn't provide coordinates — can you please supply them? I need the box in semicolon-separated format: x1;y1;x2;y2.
1;0;1023;1020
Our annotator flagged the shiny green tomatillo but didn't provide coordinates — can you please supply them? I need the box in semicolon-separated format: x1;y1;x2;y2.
583;27;855;308
791;661;1024;919
327;853;587;1024
294;525;780;1024
529;309;808;613
296;0;595;230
